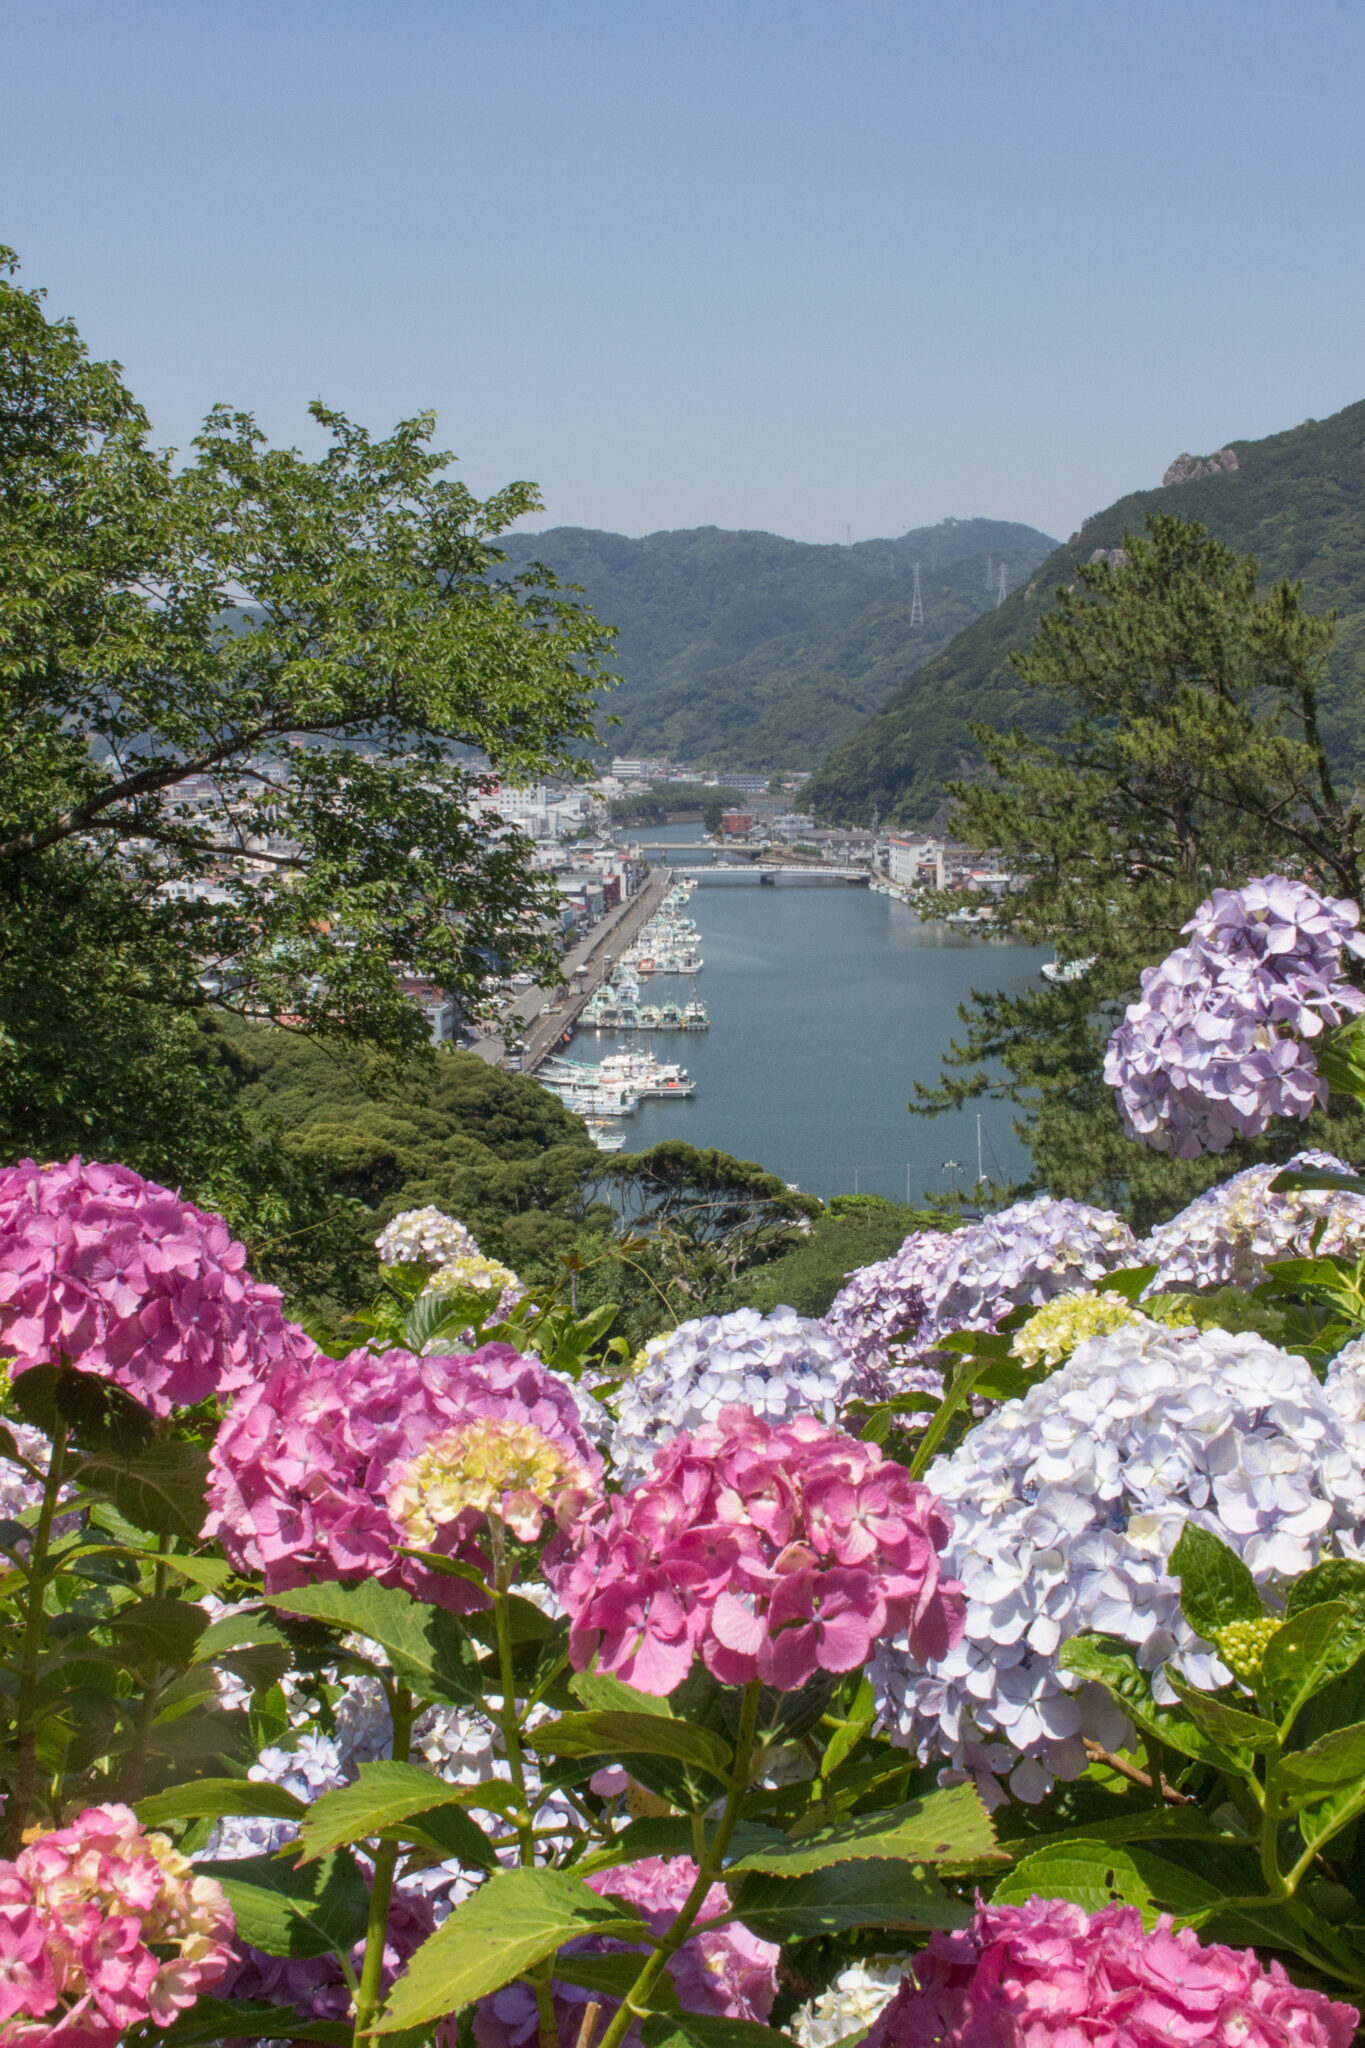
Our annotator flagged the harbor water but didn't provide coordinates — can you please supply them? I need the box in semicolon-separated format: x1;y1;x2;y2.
568;830;1050;1204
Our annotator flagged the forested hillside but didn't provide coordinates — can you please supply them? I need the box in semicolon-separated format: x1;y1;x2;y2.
806;399;1365;824
497;517;1055;769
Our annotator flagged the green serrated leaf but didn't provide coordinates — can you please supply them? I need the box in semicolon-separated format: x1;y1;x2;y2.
991;1839;1222;1923
1093;1264;1158;1305
12;1361;155;1456
151;1997;353;2046
375;1868;648;2030
1059;1634;1252;1772
1288;1558;1365;1622
554;1951;680;2011
1262;1601;1365;1721
108;1595;209;1673
196;1849;371;1960
1279;1719;1365;1793
1168;1524;1263;1639
642;2013;794;2048
83;1440;212;1539
1163;1671;1279;1752
155;1553;235;1593
264;1580;484;1705
524;1710;732;1781
572;1670;673;1718
730;1859;968;1940
735;1781;997;1874
137;1777;308;1827
298;1760;497;1869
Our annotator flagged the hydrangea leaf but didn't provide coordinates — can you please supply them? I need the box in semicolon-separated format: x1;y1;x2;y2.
1163;1671;1279;1752
296;1759;497;1868
642;2015;794;2048
375;1867;648;2030
729;1859;969;1940
991;1840;1222;1924
579;1816;789;1874
1261;1601;1365;1720
524;1710;733;1781
1278;1719;1365;1795
153;1997;352;2046
263;1580;484;1705
1168;1524;1264;1639
1001;1805;1234;1854
572;1670;674;1718
1059;1635;1252;1772
195;1848;371;1960
82;1439;213;1540
107;1595;209;1674
733;1782;998;1874
554;1952;681;2011
11;1360;156;1456
136;1777;308;1827
1287;1558;1365;1623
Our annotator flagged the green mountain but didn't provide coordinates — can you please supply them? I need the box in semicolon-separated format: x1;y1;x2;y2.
806;400;1365;826
496;519;1056;771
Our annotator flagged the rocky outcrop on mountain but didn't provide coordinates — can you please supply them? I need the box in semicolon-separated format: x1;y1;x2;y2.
1162;447;1240;486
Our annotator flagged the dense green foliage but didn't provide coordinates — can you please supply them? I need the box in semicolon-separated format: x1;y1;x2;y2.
915;514;1365;1227
609;781;753;831
499;518;1054;772
809;398;1365;824
735;1193;950;1316
0;250;612;1252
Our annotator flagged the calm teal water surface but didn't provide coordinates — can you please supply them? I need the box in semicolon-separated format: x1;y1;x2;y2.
568;832;1049;1204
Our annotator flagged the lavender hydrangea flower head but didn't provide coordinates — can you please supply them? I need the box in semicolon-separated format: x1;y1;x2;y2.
1138;1149;1365;1292
873;1319;1365;1808
921;1196;1138;1350
1105;875;1365;1159
609;1305;857;1484
823;1232;959;1397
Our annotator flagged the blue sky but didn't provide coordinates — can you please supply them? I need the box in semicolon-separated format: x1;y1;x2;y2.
4;0;1364;544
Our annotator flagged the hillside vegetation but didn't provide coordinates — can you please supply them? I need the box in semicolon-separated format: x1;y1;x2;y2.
806;398;1365;825
497;517;1055;770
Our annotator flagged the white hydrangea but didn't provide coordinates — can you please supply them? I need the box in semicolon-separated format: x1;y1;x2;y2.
792;1962;907;2048
376;1206;480;1267
1138;1150;1365;1293
423;1253;522;1300
873;1320;1365;1809
608;1305;857;1485
0;1419;58;1520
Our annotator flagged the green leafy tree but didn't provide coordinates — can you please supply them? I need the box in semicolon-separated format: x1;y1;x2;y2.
917;514;1365;1227
0;250;613;1231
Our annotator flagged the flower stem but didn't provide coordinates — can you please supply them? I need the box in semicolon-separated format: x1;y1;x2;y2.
118;1534;172;1801
4;1422;68;1854
594;1680;763;2048
488;1516;537;1865
352;1680;415;2043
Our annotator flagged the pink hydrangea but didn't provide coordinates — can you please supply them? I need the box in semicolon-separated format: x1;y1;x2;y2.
0;1802;235;2047
0;1157;316;1416
205;1342;603;1608
865;1896;1358;2048
545;1405;965;1694
471;1855;778;2048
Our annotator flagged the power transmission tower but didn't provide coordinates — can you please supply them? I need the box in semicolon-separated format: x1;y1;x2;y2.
909;563;924;628
995;562;1008;607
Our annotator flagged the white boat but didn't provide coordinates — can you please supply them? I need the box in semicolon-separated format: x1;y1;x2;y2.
683;1001;709;1030
1041;954;1097;984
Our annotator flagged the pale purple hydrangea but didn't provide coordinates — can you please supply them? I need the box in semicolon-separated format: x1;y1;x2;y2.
823;1233;958;1398
609;1306;857;1484
1138;1149;1365;1292
1105;876;1365;1159
873;1319;1365;1808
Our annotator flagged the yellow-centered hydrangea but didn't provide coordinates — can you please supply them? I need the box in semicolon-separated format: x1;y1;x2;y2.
387;1416;594;1544
424;1253;520;1298
1214;1614;1281;1681
1012;1290;1141;1370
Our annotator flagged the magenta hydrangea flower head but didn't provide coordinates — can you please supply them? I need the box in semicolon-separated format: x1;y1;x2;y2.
1105;875;1365;1159
0;1802;236;2046
205;1342;603;1607
471;1856;778;2048
0;1156;316;1417
864;1895;1357;2048
545;1405;965;1695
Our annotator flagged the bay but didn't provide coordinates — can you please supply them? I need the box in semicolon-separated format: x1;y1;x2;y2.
570;830;1050;1204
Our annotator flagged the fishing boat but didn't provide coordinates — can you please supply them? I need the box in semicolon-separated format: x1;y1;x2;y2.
1041;954;1097;984
657;1002;685;1031
637;1004;662;1029
585;1121;627;1152
683;1001;709;1030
